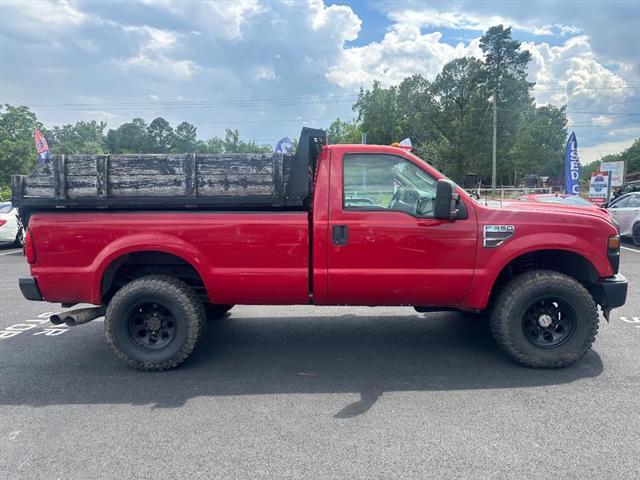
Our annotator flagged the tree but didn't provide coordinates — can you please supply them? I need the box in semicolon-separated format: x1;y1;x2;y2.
173;121;199;152
0;105;40;188
509;105;567;184
147;117;174;153
106;118;150;153
353;81;402;145
479;25;535;185
220;129;271;154
48;120;107;154
327;118;360;144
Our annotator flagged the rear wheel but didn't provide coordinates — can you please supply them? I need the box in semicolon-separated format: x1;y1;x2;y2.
632;222;640;246
490;270;599;368
105;275;205;371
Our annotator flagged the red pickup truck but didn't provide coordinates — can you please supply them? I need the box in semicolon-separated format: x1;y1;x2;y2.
15;138;627;371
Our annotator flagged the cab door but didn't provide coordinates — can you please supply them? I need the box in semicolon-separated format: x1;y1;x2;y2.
326;151;477;306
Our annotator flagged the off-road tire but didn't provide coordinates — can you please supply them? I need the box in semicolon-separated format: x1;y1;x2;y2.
204;303;234;319
632;222;640;246
490;270;599;368
105;275;205;371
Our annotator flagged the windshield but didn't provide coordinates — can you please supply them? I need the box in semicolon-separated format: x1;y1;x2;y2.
537;196;592;207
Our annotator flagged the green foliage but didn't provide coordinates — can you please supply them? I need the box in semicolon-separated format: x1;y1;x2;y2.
0;105;40;187
47;120;108;154
327;118;361;144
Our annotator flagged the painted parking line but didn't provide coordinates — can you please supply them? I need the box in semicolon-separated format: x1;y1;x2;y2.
621;246;640;253
0;249;22;257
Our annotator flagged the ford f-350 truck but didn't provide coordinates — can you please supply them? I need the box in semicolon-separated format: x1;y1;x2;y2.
12;129;627;371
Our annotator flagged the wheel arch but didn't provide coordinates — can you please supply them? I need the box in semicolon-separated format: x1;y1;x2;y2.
468;247;601;311
93;233;211;304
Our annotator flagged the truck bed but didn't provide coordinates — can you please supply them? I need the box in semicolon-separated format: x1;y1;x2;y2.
27;210;311;305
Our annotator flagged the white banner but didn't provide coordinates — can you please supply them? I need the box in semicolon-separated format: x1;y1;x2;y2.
600;161;625;188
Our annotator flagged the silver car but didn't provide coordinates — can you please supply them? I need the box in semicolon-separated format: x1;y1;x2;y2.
608;192;640;245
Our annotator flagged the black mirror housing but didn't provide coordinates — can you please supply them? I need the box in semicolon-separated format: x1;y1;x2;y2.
434;179;459;220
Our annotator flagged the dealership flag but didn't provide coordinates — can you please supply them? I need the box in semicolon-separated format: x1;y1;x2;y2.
274;137;293;154
564;132;580;195
34;129;50;165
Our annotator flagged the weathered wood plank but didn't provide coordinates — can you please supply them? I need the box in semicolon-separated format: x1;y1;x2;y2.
67;176;97;198
197;174;273;196
196;154;272;175
197;183;273;196
65;155;97;176
24;186;56;198
109;155;185;175
23;176;54;188
108;174;186;197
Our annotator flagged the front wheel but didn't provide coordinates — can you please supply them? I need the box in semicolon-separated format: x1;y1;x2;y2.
490;270;599;368
633;222;640;246
105;275;205;371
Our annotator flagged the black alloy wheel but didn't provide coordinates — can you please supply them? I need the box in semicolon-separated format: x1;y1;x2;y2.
522;297;577;349
126;302;177;350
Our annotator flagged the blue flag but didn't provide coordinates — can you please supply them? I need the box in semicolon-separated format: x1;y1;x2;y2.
564;132;580;195
274;137;293;154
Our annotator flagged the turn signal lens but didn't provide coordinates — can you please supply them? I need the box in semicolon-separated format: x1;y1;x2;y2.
608;235;620;251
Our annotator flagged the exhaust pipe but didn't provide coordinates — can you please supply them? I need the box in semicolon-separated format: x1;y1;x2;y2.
50;306;106;327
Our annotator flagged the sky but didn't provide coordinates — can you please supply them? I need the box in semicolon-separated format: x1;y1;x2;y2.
1;0;640;164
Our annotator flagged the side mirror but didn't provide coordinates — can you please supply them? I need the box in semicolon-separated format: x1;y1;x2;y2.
434;179;459;220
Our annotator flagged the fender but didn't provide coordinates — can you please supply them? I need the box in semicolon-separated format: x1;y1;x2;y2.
463;231;609;310
90;232;211;304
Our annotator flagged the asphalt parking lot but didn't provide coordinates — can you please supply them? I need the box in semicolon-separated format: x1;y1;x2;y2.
1;243;639;479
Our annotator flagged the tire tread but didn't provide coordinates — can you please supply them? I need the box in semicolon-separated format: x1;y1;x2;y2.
105;275;205;371
489;270;599;368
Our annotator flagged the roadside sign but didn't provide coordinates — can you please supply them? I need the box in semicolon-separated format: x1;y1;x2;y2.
588;171;611;205
600;161;625;188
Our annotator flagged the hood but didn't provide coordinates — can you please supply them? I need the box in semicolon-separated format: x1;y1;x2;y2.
476;199;614;223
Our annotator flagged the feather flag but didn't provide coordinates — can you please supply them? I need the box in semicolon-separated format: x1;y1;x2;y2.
564;132;580;195
34;129;50;165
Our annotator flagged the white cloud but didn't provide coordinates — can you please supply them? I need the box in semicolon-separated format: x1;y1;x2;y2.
580;138;637;164
327;27;482;88
120;26;195;80
387;7;578;37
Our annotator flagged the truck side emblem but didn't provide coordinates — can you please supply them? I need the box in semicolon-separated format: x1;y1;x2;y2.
483;225;515;248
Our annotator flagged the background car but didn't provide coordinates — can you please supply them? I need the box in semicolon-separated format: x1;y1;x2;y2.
607;192;640;245
0;202;23;247
518;193;595;207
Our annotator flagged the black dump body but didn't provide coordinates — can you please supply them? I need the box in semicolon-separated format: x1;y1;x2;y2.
12;127;326;214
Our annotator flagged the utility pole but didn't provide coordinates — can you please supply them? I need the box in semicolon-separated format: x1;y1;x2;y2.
361;132;367;144
492;91;497;194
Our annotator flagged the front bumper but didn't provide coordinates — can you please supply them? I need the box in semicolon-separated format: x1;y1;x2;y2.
19;277;43;301
599;273;627;309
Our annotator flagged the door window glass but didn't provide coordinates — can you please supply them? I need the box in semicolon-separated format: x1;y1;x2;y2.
627;195;640;208
609;196;629;208
343;154;437;217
